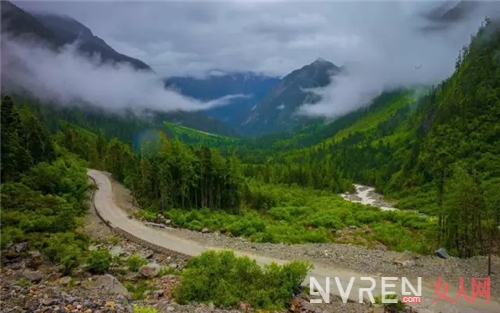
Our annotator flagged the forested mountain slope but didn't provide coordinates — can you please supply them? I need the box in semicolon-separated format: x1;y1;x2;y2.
268;18;500;258
1;1;239;138
1;17;498;263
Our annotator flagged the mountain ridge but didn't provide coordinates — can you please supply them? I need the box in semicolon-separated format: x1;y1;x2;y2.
164;72;280;130
240;58;341;136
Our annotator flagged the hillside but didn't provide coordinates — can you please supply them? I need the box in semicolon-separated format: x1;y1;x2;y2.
268;18;500;258
0;1;238;138
164;73;280;130
164;121;239;147
230;89;419;158
240;58;341;136
1;1;152;72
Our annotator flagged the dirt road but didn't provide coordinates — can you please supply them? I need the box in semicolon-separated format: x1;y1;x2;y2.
88;169;499;313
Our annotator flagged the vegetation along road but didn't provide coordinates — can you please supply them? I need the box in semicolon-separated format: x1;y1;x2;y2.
88;169;500;313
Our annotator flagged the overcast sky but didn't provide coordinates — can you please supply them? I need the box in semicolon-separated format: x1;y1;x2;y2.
7;1;500;118
14;0;494;78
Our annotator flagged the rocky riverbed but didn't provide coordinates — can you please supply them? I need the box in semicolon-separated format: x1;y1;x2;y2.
340;184;397;211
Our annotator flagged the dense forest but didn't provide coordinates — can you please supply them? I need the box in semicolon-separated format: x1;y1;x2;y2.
1;18;499;263
1;96;91;274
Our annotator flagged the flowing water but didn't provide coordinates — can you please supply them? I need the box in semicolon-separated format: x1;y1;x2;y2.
340;184;398;211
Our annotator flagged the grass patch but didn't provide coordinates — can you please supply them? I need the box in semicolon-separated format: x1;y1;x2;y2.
125;280;156;300
164;122;239;147
151;181;436;254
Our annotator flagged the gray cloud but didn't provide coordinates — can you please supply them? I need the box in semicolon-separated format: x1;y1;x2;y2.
299;1;500;118
9;1;500;119
1;35;249;114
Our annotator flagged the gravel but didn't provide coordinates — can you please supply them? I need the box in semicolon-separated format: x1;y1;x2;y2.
163;227;500;299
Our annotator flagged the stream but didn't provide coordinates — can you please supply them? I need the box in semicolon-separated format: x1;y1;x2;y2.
340;184;398;211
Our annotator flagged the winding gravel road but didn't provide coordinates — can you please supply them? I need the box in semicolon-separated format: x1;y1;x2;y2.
88;169;499;313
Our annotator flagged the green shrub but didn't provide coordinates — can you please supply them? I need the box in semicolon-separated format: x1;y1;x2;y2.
374;294;407;313
174;250;312;310
87;249;111;274
126;254;148;272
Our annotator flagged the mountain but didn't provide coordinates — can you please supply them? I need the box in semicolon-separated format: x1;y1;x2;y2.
1;1;238;138
270;18;500;218
1;1;152;72
240;58;341;136
164;72;280;129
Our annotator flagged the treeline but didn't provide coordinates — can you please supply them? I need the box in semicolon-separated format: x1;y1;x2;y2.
244;158;354;193
57;124;246;213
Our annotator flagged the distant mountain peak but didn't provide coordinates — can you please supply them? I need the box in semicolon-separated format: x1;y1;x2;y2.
313;57;329;64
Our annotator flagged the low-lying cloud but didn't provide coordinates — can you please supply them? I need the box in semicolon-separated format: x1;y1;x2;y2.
298;1;500;119
1;35;250;114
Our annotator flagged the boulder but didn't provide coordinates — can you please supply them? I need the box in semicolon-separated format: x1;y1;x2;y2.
201;228;210;233
13;242;30;253
22;270;42;283
139;263;160;278
26;250;43;269
110;246;126;257
60;276;72;285
94;274;130;298
435;248;450;259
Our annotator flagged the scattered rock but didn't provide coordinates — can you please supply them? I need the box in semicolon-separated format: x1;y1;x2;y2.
141;250;154;259
402;260;415;268
25;250;43;269
374;244;388;251
435;247;450;259
10;262;23;270
41;298;58;306
153;289;164;299
348;225;357;230
238;302;251;311
94;274;130;298
110;246;126;257
13;242;30;253
22;270;42;283
139;263;160;278
59;276;72;285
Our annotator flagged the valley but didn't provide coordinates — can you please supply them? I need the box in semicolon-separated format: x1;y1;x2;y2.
88;168;500;313
1;1;500;313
